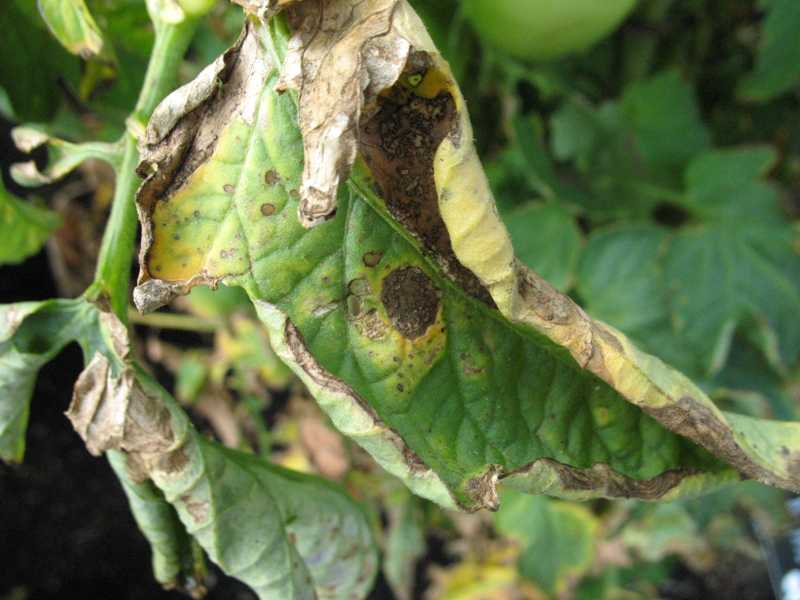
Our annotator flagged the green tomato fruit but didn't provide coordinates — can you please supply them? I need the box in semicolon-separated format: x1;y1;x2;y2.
463;0;638;61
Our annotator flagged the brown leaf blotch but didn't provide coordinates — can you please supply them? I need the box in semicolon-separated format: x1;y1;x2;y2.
359;53;494;305
362;251;383;267
264;169;280;186
380;266;439;339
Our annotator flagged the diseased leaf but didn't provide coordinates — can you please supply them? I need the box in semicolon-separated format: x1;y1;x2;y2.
133;3;800;512
738;0;800;102
495;490;598;595
37;0;106;58
11;126;123;186
65;311;377;599
0;180;61;265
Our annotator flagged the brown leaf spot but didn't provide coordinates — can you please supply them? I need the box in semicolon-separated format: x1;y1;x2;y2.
260;203;276;216
465;465;501;511
380;266;439;339
223;184;235;194
264;169;280;186
362;250;383;267
180;495;210;524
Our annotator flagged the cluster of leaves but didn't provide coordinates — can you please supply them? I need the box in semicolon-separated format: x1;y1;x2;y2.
1;0;799;599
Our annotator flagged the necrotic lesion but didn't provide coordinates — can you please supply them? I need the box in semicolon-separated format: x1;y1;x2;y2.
358;50;495;306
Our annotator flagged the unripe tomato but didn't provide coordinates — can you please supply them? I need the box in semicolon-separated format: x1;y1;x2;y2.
463;0;637;62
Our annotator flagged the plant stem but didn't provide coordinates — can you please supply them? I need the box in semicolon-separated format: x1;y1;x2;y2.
128;309;220;333
90;17;197;323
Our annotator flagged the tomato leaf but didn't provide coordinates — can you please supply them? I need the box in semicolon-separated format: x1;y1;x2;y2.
0;180;61;266
495;490;599;595
502;202;582;292
133;5;800;512
738;0;800;102
37;0;106;58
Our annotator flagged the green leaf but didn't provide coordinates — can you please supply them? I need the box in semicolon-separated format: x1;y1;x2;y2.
620;503;705;565
665;223;800;375
37;0;105;57
0;0;80;121
133;14;800;511
108;449;202;591
550;70;710;220
509;114;559;201
619;70;711;172
681;147;781;222
578;221;800;380
576;225;692;374
0;299;92;462
494;490;598;595
383;490;426;600
0;180;61;265
502;202;582;292
68;357;378;599
738;0;800;102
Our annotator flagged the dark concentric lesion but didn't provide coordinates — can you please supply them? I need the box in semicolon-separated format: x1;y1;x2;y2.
358;50;495;307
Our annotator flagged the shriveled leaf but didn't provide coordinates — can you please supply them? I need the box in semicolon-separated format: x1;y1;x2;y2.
495;491;598;595
66;313;378;599
0;180;61;265
11;126;123;186
738;0;800;101
37;0;105;58
502;202;582;292
134;4;800;511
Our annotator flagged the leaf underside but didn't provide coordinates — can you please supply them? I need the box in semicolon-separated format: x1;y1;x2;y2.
133;9;800;511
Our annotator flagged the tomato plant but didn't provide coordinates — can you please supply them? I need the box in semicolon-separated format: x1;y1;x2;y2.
2;1;799;599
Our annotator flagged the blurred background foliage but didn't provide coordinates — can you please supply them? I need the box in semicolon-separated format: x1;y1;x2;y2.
1;0;799;598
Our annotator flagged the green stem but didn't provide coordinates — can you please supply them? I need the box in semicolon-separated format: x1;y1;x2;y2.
128;309;220;333
90;17;197;323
